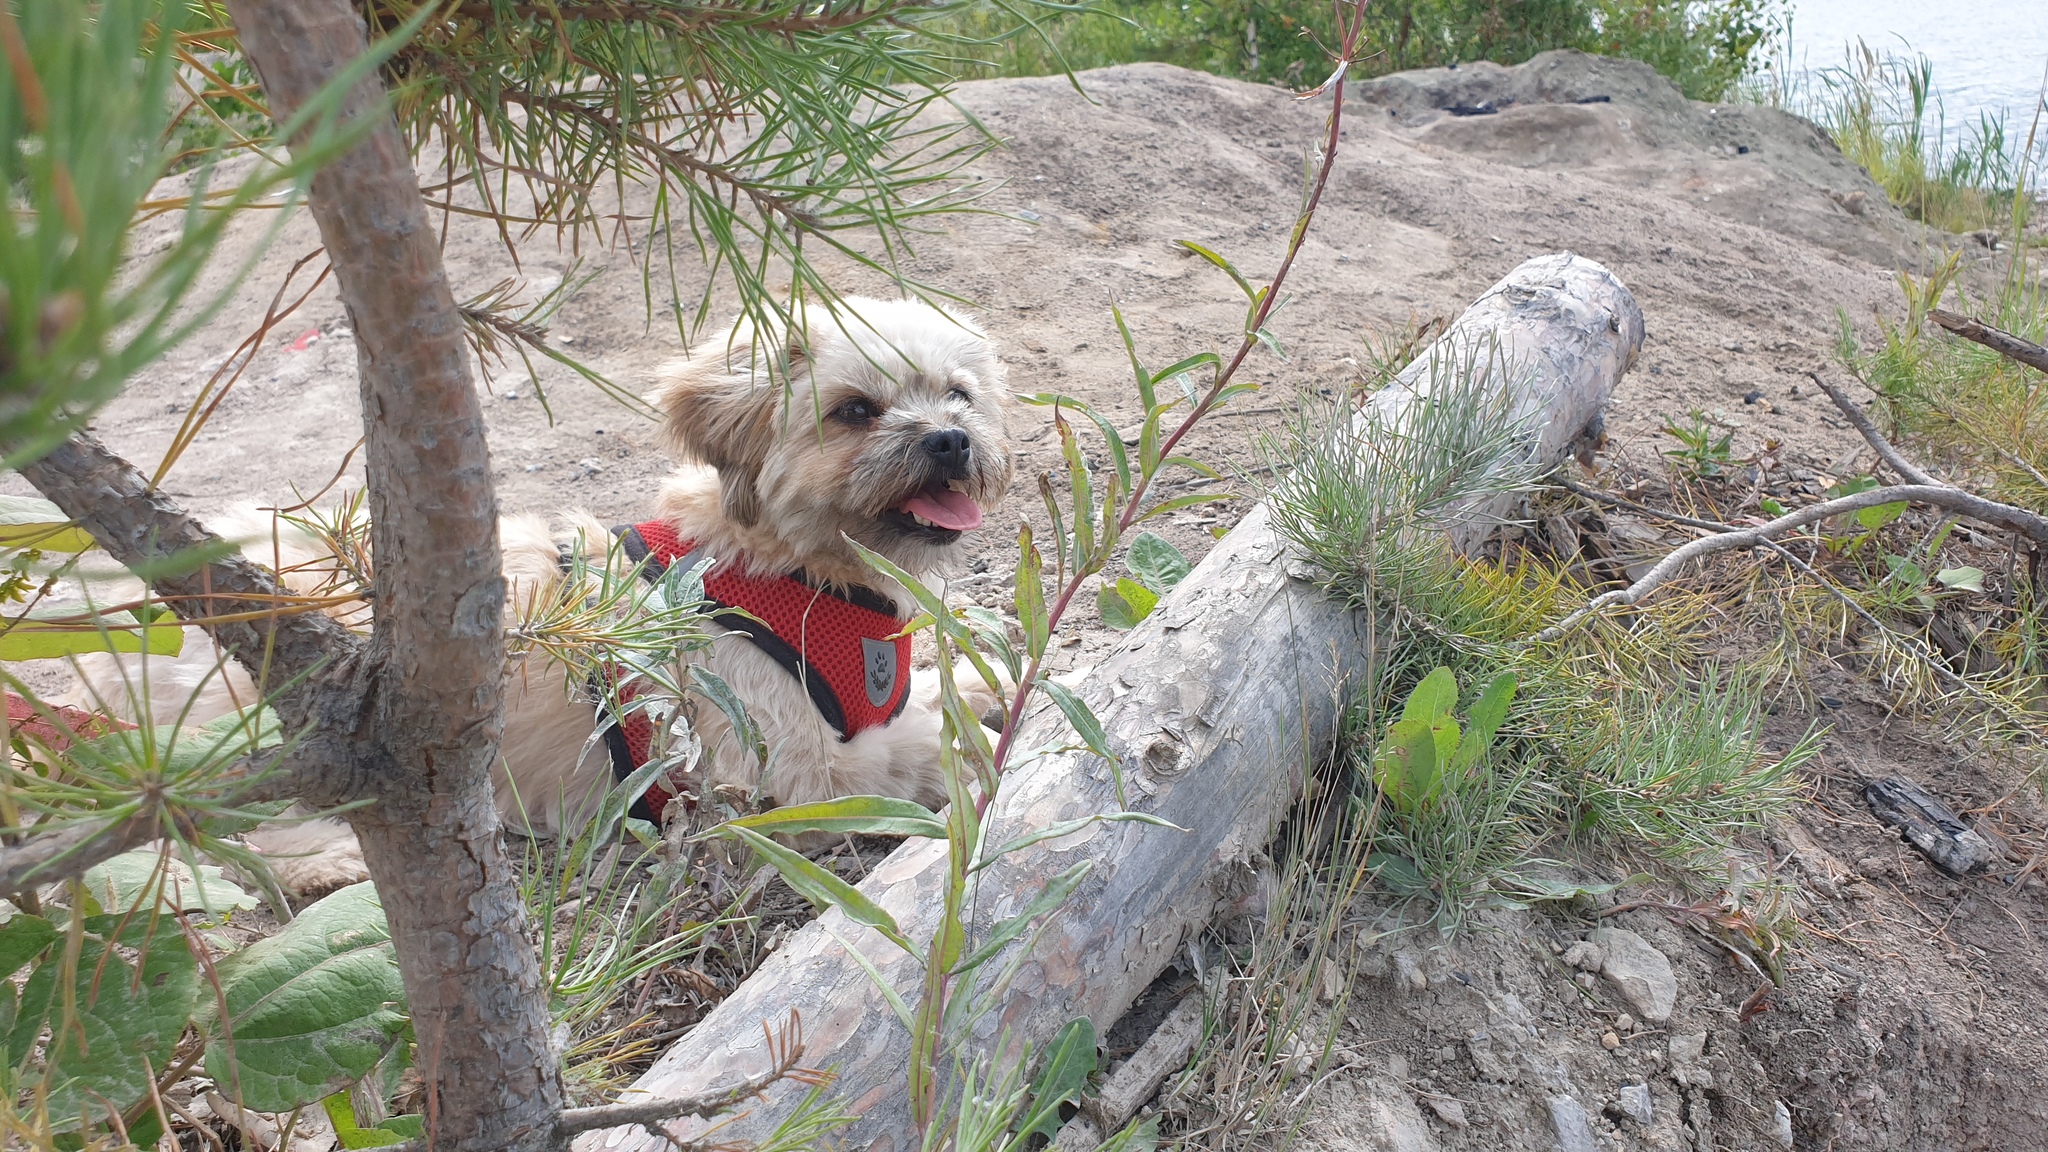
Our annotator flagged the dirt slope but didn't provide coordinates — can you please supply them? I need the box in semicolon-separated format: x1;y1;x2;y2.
25;49;2048;1150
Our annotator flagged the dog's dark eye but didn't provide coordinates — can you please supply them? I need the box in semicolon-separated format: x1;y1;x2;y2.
947;387;973;405
833;397;880;424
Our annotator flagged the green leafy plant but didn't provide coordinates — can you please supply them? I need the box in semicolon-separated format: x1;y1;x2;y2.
1370;666;1516;817
1096;531;1192;630
0;859;407;1140
0;0;392;465
1659;409;1736;480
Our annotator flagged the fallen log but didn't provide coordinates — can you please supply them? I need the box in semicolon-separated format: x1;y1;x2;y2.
587;252;1643;1151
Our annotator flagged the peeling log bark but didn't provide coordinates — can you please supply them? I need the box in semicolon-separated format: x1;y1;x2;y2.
588;253;1644;1151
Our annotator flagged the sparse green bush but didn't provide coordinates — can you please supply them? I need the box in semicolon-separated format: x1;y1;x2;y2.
1745;40;2042;236
934;0;1779;100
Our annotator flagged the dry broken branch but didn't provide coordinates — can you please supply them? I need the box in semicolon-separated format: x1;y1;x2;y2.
1537;483;2048;642
1930;308;2048;375
555;1014;823;1138
1542;365;2048;641
1807;372;1942;487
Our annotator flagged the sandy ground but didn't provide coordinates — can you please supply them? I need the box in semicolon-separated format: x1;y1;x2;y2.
21;49;2048;1151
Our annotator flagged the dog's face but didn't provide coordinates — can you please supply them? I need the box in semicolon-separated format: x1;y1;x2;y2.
656;297;1013;577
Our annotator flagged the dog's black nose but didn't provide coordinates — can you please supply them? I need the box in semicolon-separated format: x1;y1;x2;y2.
921;428;972;474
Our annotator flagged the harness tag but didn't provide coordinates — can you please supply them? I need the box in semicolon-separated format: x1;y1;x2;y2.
861;636;899;708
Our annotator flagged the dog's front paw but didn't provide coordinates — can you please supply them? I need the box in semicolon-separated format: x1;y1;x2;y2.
264;843;371;898
953;667;1011;732
245;815;372;898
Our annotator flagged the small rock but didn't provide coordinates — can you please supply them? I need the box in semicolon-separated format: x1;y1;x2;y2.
1773;1099;1794;1147
1421;1095;1468;1129
1590;927;1677;1023
1601;1031;1621;1050
1393;950;1428;991
1616;1083;1654;1126
523;463;544;472
1575;972;1597;991
1549;1095;1598;1152
1668;1032;1706;1066
1561;941;1605;972
1615;1014;1636;1034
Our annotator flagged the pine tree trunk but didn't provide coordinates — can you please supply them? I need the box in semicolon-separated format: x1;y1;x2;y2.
221;2;564;1147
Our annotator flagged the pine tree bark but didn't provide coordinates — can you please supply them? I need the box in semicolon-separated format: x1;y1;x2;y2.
217;2;564;1147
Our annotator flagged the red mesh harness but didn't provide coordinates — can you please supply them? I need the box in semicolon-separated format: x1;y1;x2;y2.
595;520;912;822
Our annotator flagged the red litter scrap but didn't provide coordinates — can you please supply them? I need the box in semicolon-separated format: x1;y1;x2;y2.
5;692;133;752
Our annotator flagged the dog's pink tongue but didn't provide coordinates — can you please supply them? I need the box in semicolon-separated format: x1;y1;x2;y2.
900;487;983;531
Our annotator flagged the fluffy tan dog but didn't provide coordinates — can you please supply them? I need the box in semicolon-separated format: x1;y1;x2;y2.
64;296;1013;893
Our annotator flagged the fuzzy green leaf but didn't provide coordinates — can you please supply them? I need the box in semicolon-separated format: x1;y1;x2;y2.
0;496;97;552
0;610;184;661
323;1092;416;1149
11;932;200;1128
1365;852;1433;897
1097;578;1159;630
1855;500;1907;531
203;883;408;1113
1094;1116;1162;1152
0;916;56;981
83;849;257;918
1125;532;1191;594
1452;672;1517;773
1936;566;1986;592
1401;667;1460;726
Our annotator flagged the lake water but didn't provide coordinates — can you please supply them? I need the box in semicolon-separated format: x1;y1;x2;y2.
1785;0;2048;143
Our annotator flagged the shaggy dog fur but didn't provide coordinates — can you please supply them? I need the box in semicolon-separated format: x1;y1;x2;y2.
62;297;1012;894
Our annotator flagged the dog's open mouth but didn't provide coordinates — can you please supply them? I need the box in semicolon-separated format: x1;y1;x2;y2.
886;479;983;541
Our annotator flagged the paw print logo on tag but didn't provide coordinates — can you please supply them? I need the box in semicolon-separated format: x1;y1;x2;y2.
861;637;897;708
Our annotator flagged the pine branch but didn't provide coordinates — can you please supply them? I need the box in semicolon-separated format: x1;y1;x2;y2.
0;744;307;898
1807;371;1942;487
1930;308;2048;376
15;433;368;734
493;84;821;230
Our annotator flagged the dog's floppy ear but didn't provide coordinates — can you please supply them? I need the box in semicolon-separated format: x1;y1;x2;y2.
654;358;783;527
